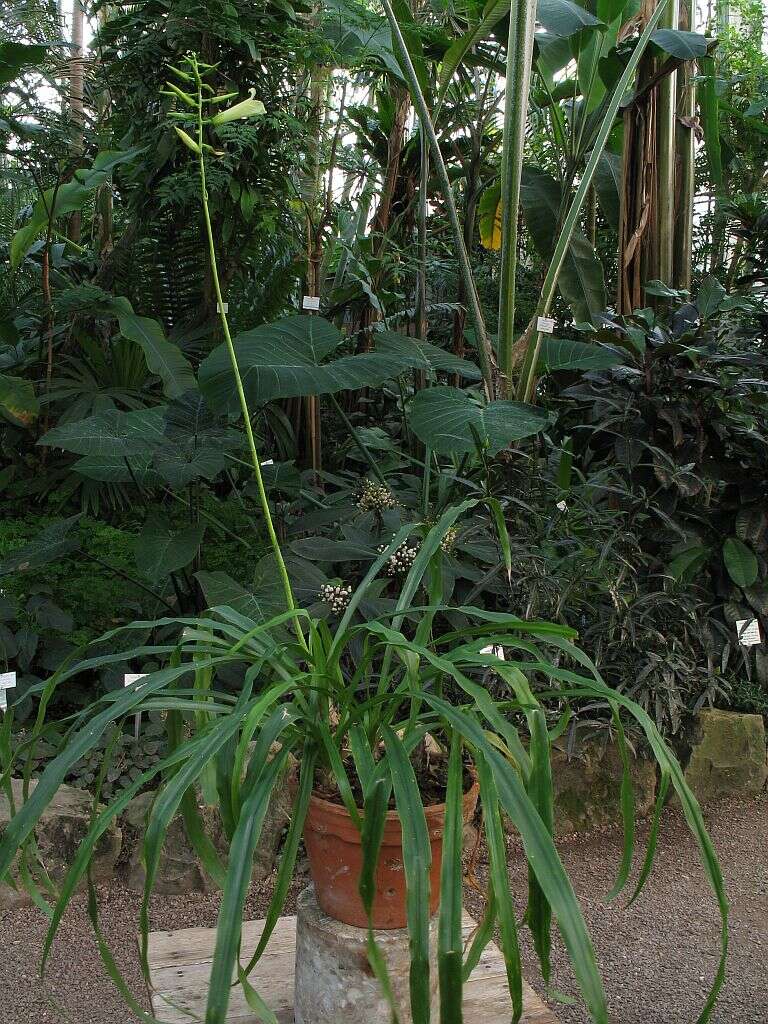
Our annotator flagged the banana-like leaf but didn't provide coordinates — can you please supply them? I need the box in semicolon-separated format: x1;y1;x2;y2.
538;0;602;36
0;41;48;85
409;387;550;455
650;28;708;58
699;54;722;187
592;150;622;231
199;315;458;409
0;373;39;427
520;166;607;326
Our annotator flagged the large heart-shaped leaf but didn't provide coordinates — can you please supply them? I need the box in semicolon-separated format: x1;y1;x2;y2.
409;388;550;455
38;407;166;458
538;336;623;372
199;315;445;409
135;517;204;580
374;333;481;380
520;166;607;326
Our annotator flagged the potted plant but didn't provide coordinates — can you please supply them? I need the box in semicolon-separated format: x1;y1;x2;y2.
0;508;728;1024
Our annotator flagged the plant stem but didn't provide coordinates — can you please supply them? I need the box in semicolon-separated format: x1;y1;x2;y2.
514;0;670;403
497;0;537;397
379;0;496;400
190;56;307;650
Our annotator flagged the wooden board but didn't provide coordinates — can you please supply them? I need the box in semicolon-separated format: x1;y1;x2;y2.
147;912;559;1023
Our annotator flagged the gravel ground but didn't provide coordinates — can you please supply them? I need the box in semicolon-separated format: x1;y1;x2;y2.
1;794;765;1024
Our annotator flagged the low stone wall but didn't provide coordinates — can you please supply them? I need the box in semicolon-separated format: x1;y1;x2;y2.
684;708;767;805
549;739;657;836
0;763;295;910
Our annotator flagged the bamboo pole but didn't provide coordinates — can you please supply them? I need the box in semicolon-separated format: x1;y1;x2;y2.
656;0;679;284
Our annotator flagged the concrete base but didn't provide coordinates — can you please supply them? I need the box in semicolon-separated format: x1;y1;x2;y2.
294;886;438;1024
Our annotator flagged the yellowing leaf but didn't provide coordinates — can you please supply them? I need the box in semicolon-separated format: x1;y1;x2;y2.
478;183;502;251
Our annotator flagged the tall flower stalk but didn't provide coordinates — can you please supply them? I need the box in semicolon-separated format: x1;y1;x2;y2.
165;55;307;649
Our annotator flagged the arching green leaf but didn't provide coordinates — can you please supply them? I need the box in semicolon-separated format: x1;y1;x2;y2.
409;387;550;455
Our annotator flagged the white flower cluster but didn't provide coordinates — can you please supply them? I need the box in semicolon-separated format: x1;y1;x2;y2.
440;526;459;554
356;479;397;513
318;582;353;614
379;538;419;576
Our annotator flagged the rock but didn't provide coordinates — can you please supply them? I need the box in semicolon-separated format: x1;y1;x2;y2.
548;739;657;836
120;757;297;895
294;885;439;1024
0;778;122;910
684;709;767;805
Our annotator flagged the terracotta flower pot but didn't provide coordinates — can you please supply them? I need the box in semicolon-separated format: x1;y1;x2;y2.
303;779;480;929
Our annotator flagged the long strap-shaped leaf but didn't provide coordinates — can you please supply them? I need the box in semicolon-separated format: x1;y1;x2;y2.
423;694;609;1024
205;746;292;1024
383;725;433;1024
437;733;465;1024
477;758;524;1023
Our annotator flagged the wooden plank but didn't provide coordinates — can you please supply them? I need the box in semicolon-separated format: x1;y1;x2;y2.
147;912;559;1023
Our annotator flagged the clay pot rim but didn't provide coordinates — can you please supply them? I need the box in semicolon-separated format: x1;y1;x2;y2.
308;776;480;822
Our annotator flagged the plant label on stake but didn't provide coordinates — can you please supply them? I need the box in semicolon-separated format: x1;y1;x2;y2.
536;316;555;334
217;302;228;314
0;671;16;712
735;619;762;646
556;500;568;512
302;295;320;311
124;673;147;740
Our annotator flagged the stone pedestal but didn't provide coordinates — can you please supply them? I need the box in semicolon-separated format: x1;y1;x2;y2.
293;886;438;1024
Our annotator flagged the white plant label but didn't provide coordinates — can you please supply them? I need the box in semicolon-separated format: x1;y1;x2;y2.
217;302;228;314
537;316;555;334
302;295;320;311
125;673;146;739
261;459;274;466
0;671;16;712
480;645;505;660
556;500;568;512
735;619;762;647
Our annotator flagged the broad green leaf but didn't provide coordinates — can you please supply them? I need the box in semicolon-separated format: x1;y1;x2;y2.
199;315;444;409
10;150;143;269
537;0;602;37
375;333;482;380
437;0;509;103
592;150;621;231
134;517;204;579
0;516;81;577
409;387;550;455
520;166;607;326
696;276;726;319
650;28;708;59
698;55;722;187
117;313;196;398
38;407;166;458
0;373;39;427
0;42;48;86
537;336;623;372
194;569;285;622
722;537;758;588
666;545;709;583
